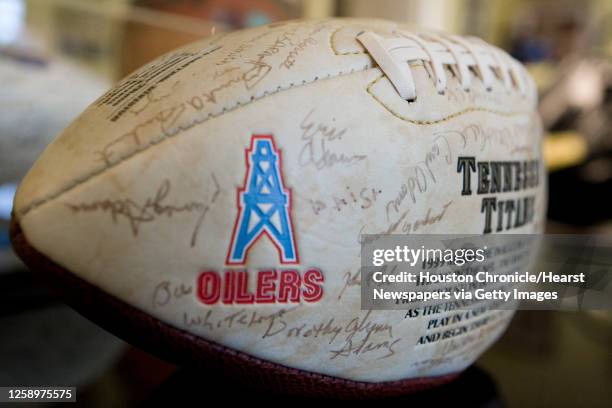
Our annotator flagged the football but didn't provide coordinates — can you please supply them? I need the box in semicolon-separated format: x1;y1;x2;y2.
11;19;546;398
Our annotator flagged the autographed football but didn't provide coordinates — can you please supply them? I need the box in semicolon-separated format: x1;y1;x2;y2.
11;19;546;398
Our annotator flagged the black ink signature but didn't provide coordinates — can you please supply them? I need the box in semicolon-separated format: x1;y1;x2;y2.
328;310;398;360
298;109;366;170
65;174;220;247
152;280;193;308
183;306;300;333
338;270;361;300
384;134;452;221
97;103;187;166
203;60;271;103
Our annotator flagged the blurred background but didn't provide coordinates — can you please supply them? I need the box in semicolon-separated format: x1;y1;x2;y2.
0;0;611;406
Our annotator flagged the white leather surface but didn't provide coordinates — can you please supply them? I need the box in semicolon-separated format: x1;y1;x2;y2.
14;19;546;382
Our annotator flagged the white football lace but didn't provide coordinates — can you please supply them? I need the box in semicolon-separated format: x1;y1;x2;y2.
357;31;527;101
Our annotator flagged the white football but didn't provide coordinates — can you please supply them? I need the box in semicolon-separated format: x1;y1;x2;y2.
11;19;546;397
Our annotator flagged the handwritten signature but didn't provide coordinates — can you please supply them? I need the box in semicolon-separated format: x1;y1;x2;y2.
97;103;187;166
338;270;361;300
152;280;193;308
298;109;366;170
65;174;220;247
385;134;452;221
129;81;180;116
183;307;399;360
203;60;271;104
184;306;300;333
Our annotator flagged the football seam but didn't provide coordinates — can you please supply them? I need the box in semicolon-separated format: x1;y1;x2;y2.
15;24;534;219
367;75;535;125
16;64;373;219
330;25;369;55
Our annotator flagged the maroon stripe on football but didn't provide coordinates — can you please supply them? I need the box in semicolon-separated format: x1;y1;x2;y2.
10;217;458;398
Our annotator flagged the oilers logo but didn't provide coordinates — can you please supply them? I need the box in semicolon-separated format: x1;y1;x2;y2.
226;134;298;265
196;134;324;305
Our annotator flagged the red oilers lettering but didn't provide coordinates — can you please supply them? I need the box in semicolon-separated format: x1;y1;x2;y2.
196;134;324;305
196;269;324;305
